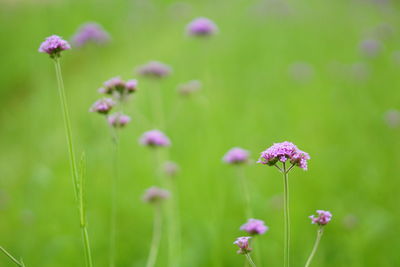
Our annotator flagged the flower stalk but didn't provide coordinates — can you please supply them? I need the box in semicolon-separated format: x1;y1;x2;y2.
146;205;163;267
245;253;257;267
0;246;25;267
305;226;324;267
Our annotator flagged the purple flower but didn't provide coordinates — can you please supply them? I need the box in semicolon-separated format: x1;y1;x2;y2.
108;112;131;128
98;77;138;96
240;219;269;235
178;80;202;96
39;35;71;58
187;17;218;36
359;39;382;58
309;210;332;226
233;237;252;254
384;109;400;128
136;61;172;78
258;141;310;170
140;130;171;147
142;187;170;203
223;147;249;164
163;161;180;177
72;22;110;47
89;98;115;114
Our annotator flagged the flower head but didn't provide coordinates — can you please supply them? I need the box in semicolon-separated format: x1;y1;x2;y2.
108;112;131;128
360;39;382;58
140;130;171;147
142;187;170;204
309;210;332;226
136;61;172;78
240;219;269;235
39;35;71;58
89;98;115;114
72;22;110;47
125;79;138;93
384;109;400;128
98;77;138;96
233;237;252;254
178;80;202;96
223;147;249;164
163;161;180;177
258;141;310;170
187;17;218;36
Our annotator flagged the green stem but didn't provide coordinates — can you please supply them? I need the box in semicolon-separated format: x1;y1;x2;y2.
305;227;324;267
0;246;25;266
109;128;119;267
146;206;163;267
245;253;257;267
54;58;93;267
282;163;290;267
236;166;252;218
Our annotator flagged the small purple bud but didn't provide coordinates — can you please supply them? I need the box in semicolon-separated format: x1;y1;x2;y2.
223;147;249;164
233;236;252;254
142;186;170;204
136;61;172;79
89;98;115;114
309;210;332;226
163;161;180;177
359;39;382;58
125;79;138;93
140;130;171;147
107;112;131;128
39;35;71;58
71;22;110;47
240;219;269;235
187;17;218;36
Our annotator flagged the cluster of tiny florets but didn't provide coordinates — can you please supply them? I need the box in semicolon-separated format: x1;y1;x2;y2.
136;61;172;78
223;147;249;164
89;98;115;114
233;236;252;254
98;77;138;96
72;22;110;47
107;112;131;128
142;187;170;203
309;210;332;226
240;219;269;235
39;35;71;58
187;17;218;36
140;130;171;147
258;141;310;170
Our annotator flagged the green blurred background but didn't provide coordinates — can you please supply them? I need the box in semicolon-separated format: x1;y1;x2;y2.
1;0;400;266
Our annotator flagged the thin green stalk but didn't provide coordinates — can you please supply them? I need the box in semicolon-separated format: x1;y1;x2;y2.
282;163;290;267
236;166;252;219
109;128;119;267
245;253;257;267
53;58;93;267
305;227;324;267
146;205;163;267
0;246;25;266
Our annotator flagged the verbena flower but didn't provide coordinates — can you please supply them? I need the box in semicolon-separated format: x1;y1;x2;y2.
187;17;218;36
72;22;110;47
143;187;170;203
136;61;172;78
359;39;382;58
178;80;202;96
98;77;138;96
223;147;249;164
240;219;269;235
39;35;71;58
257;141;310;170
233;236;252;254
140;130;171;147
89;98;115;114
108;112;131;128
309;210;332;226
163;161;180;177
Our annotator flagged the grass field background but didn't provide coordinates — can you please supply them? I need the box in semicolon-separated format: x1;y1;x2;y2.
0;0;400;266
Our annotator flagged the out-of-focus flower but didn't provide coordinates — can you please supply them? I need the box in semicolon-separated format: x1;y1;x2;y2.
163;161;180;177
359;39;382;58
258;141;310;170
136;61;172;78
186;17;218;36
98;77;138;97
240;219;269;235
233;237;252;254
39;35;71;58
107;112;131;128
72;22;110;47
140;130;171;147
288;62;314;83
309;210;332;226
223;147;249;164
89;98;115;114
384;109;400;128
142;187;170;203
178;80;202;96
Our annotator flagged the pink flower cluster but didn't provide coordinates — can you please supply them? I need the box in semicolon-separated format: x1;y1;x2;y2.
39;35;71;58
240;219;268;235
223;147;249;164
136;61;172;78
99;76;138;96
258;141;310;170
72;22;110;47
107;112;131;128
309;210;332;226
140;130;171;147
233;236;252;254
142;187;170;203
186;17;218;36
89;98;115;114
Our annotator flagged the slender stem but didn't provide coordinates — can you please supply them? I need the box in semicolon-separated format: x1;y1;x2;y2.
305;227;324;267
282;163;290;267
109;128;119;267
0;246;24;266
236;166;252;218
146;206;163;267
54;58;93;267
245;253;257;267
